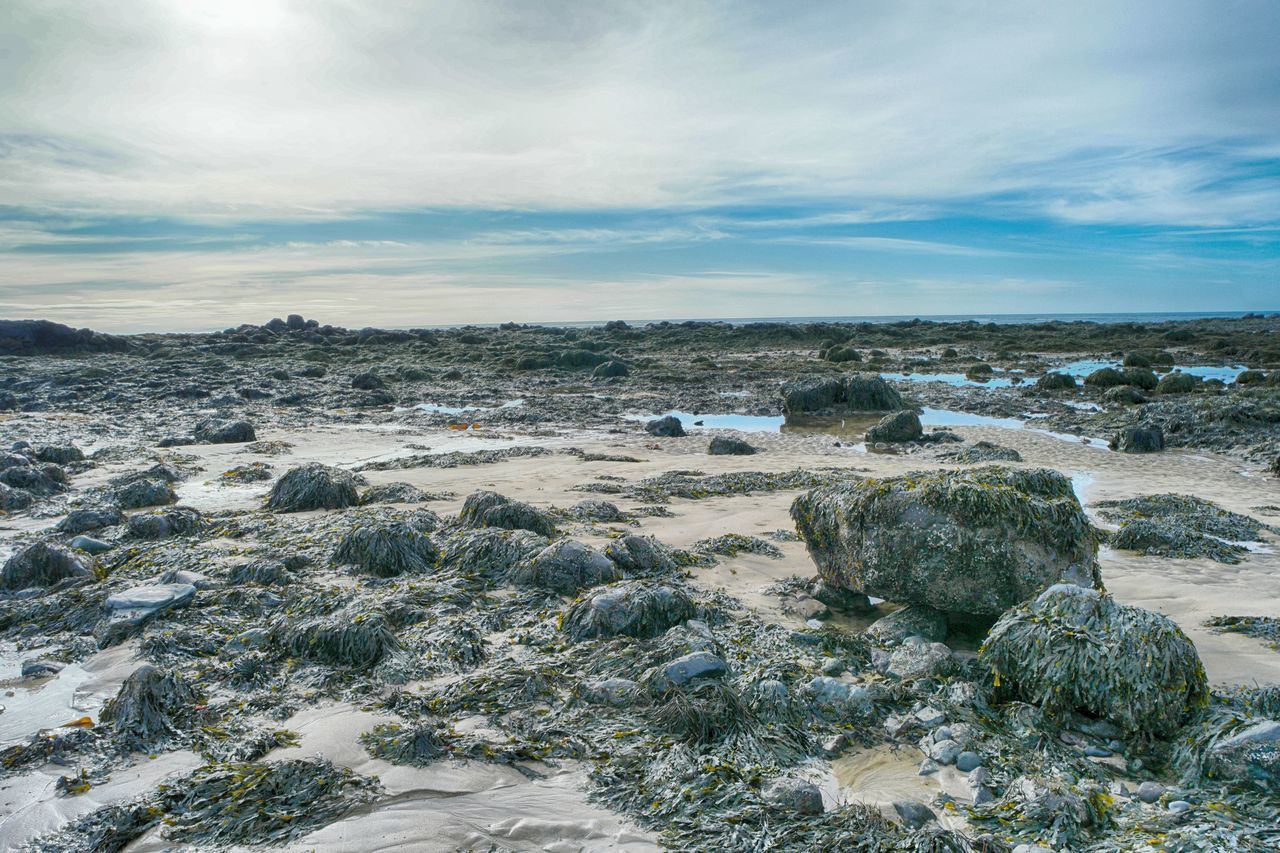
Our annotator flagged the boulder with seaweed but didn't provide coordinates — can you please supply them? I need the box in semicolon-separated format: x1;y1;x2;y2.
507;539;622;595
332;520;439;577
100;664;203;750
126;506;203;539
360;721;449;765
561;581;697;641
980;584;1208;738
603;534;677;575
439;526;548;580
792;466;1100;618
265;462;361;512
457;489;557;536
1;542;96;590
278;605;400;668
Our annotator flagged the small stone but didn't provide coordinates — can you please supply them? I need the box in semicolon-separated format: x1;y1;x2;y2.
1084;745;1113;758
884;714;912;738
69;535;112;554
955;751;981;772
648;651;729;693
967;767;990;789
21;660;64;678
1168;800;1192;813
820;657;845;676
783;595;831;621
915;706;946;727
972;787;996;805
821;734;848;757
928;739;961;765
1136;781;1165;804
761;777;824;815
892;799;936;828
917;758;939;776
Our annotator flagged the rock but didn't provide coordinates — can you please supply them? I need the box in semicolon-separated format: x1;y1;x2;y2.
810;579;872;612
458;490;557;537
915;706;946;727
561;581;697;641
1136;781;1165;803
113;478;177;509
955;751;982;772
0;482;33;512
57;506;125;535
918;758;939;775
865;410;923;443
781;373;905;415
162;569;214;589
866;605;948;645
509;540;622;595
1156;372;1200;394
1036;372;1077;390
603;535;677;575
572;499;624;522
1;542;95;589
266;463;361;512
99;664;200;749
1105;386;1148;405
645;415;685;437
69;535;112;554
805;676;871;714
360;482;432;505
982;585;1208;737
127;506;203;539
1110;424;1164;453
708;436;757;455
34;445;84;465
351;372;386;390
0;463;67;496
194;419;257;444
761;777;824;815
782;595;829;621
1085;367;1127;388
929;738;962;765
333;522;439;577
1168;800;1192;814
592;360;629;378
648;651;730;693
21;659;64;678
888;640;953;680
1084;745;1113;757
892;799;936;828
106;583;197;613
793;466;1099;618
580;678;640;707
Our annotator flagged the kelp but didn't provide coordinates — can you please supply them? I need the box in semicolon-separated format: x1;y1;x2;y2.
360;720;449;765
99;664;203;750
277;605;400;668
1206;615;1280;650
1097;494;1275;564
332;520;440;577
265;462;361;512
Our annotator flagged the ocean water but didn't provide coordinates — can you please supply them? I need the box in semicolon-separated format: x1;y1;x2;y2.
555;310;1275;329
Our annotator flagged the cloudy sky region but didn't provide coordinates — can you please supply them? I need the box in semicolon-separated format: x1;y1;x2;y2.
2;1;1278;332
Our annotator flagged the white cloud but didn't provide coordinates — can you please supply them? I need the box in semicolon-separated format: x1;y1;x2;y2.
2;0;1277;225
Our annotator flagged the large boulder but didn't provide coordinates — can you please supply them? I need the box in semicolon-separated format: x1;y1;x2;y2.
266;464;361;512
781;373;905;415
1;542;95;589
791;466;1099;618
865;411;923;443
1110;424;1164;453
981;584;1208;737
508;540;622;595
645;415;685;437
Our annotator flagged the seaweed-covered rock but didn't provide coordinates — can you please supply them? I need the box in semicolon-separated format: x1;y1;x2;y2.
562;581;697;641
1109;424;1164;453
457;490;556;537
1156;372;1200;394
333;521;439;577
1084;367;1126;388
360;721;448;766
865;410;922;443
113;478;177;509
593;360;629;378
761;777;824;815
572;498;624;521
781;373;905;414
229;558;296;586
792;467;1099;617
127;506;203;539
350;371;386;390
279;607;399;667
360;482;433;505
981;584;1208;737
57;506;125;535
604;534;677;575
1122;367;1159;390
1104;385;1148;405
194;419;257;444
708;436;756;455
100;664;202;749
1;542;95;589
440;527;548;578
947;441;1022;464
0;482;33;512
508;540;622;595
266;463;360;512
1097;494;1272;564
0;463;67;496
1036;372;1077;391
645;415;685;437
34;444;85;464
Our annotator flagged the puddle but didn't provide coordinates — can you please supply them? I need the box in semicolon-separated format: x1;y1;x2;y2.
824;743;967;830
881;371;1016;388
1060;360;1246;383
0;655;95;747
624;411;785;432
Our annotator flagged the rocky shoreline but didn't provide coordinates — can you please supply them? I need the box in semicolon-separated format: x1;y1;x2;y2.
0;314;1277;851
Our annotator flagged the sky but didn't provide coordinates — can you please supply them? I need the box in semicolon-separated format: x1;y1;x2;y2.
1;1;1278;332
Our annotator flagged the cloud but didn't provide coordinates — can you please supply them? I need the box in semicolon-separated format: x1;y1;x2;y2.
1;1;1277;226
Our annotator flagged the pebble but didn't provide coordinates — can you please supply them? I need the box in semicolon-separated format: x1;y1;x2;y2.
918;758;939;776
915;706;946;727
68;535;112;554
928;738;961;765
892;799;936;828
21;659;64;678
1168;800;1192;813
955;751;981;772
1136;781;1165;803
1084;745;1113;757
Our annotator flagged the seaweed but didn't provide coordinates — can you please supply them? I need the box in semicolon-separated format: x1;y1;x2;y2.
265;462;361;512
332;520;440;576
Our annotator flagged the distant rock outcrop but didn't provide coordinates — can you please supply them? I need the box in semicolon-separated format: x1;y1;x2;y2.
0;320;127;356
